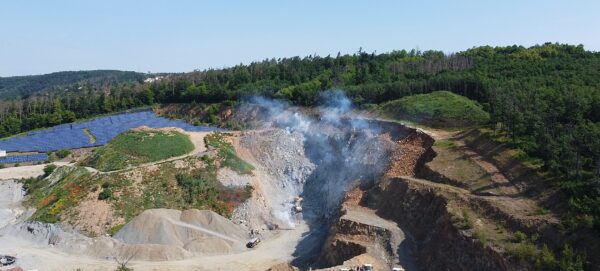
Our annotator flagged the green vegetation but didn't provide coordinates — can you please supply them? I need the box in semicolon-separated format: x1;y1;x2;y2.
82;129;194;171
22;166;92;223
433;139;456;149
0;70;145;99
2;43;600;233
205;133;255;174
83;128;96;144
55;149;71;159
381;91;490;127
43;164;57;177
461;209;474;229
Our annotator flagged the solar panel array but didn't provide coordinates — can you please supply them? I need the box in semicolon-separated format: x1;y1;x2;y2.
0;111;222;153
0;153;48;164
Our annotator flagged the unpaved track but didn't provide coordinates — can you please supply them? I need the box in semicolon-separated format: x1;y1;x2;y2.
0;162;71;180
0;223;308;271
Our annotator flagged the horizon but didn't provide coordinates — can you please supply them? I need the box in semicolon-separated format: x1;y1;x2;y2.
2;0;600;77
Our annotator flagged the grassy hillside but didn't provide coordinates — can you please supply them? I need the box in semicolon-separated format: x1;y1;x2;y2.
82;129;194;171
0;70;146;99
381;91;490;127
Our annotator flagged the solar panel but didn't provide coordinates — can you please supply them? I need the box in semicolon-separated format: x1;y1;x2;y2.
0;110;224;152
0;154;48;164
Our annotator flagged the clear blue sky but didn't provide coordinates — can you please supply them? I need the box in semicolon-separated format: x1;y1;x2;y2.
1;0;599;76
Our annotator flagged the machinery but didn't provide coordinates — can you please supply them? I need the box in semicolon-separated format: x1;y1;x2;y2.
246;237;261;248
0;255;16;266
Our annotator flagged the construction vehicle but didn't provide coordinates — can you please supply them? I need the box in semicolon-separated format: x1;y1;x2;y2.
246;237;261;248
0;255;16;266
293;196;303;213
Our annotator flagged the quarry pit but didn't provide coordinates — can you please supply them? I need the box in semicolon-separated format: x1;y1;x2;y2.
0;95;564;271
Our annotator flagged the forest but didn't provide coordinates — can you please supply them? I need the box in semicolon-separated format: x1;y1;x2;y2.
0;43;599;230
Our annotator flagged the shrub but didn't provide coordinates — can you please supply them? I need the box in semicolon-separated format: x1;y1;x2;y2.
461;209;474;229
474;230;487;245
43;164;57;177
98;188;113;200
535;245;557;270
0;164;5;169
55;149;71;159
514;231;527;243
559;244;586;271
506;242;538;262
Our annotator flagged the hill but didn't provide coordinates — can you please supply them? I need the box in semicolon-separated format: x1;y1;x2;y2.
381;91;490;127
0;70;146;99
82;128;194;171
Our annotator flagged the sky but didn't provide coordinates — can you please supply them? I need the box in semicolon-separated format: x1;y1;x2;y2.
1;0;599;77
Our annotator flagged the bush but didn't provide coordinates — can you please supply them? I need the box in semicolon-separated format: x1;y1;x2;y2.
0;164;5;169
461;209;474;229
474;230;487;245
506;242;538;262
98;188;113;200
535;245;557;270
514;231;527;243
43;164;57;177
559;245;586;271
55;149;71;159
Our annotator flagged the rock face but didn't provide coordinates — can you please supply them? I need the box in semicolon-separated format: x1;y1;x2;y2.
372;177;512;271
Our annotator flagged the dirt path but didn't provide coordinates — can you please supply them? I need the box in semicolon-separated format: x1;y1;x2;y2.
0;162;71;180
0;223;308;271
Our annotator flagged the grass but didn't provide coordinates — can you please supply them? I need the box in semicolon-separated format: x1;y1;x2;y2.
22;166;93;223
82;129;194;171
83;128;96;144
205;132;254;174
433;140;456;149
381;91;490;127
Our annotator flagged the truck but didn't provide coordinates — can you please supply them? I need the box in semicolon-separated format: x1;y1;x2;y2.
293;196;303;213
0;255;16;266
246;237;261;248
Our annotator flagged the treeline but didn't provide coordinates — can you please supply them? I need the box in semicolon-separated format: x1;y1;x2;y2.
0;70;146;99
1;43;599;229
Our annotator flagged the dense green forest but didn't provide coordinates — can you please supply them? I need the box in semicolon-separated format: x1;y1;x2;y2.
0;70;147;99
1;43;599;230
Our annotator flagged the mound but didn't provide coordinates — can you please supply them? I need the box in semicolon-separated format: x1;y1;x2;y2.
114;209;247;255
381;91;490;127
82;128;194;171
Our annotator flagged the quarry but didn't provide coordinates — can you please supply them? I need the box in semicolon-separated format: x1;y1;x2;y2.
0;94;598;271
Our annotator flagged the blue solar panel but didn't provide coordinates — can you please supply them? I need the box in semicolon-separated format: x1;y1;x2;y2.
0;154;48;164
0;110;223;153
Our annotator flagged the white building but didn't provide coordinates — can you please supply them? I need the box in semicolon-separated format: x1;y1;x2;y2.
0;150;6;157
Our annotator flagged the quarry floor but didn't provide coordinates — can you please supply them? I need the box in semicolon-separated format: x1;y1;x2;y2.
0;223;308;271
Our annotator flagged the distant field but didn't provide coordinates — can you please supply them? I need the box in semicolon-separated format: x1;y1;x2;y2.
82;129;194;171
381;91;490;128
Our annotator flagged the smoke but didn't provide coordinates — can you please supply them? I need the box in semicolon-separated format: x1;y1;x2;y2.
238;91;392;228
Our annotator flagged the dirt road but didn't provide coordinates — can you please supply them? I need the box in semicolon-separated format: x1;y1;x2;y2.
0;223;307;271
0;162;70;180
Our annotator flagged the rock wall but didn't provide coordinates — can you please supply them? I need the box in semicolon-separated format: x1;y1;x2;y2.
371;177;516;271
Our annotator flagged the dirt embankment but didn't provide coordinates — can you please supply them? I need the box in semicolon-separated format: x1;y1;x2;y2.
371;176;512;270
320;123;549;271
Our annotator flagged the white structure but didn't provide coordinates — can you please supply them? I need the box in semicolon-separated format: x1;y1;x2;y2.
0;150;6;157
